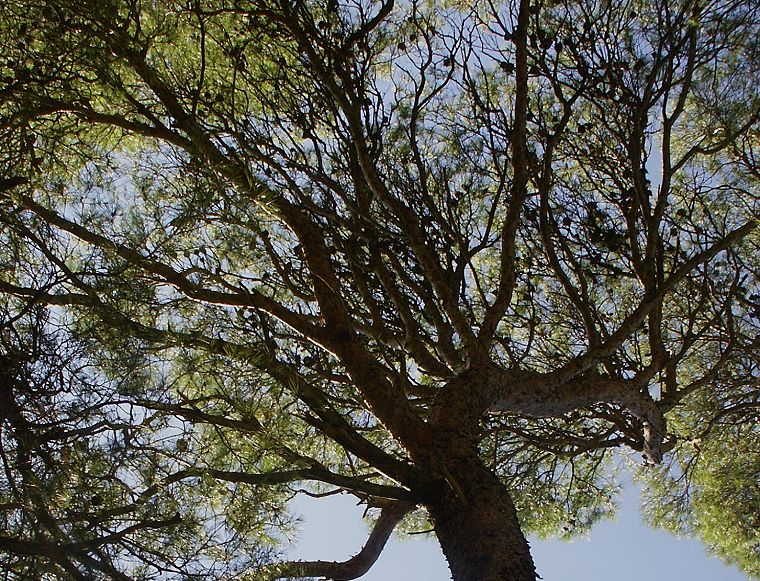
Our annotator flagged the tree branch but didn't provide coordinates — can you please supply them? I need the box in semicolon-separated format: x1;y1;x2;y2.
253;500;415;581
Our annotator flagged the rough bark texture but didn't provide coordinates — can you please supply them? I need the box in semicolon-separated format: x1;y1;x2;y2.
417;363;537;580
426;452;536;581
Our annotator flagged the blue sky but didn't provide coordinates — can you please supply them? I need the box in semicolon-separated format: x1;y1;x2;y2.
288;481;750;580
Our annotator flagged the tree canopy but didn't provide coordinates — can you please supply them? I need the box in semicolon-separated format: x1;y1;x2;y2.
0;0;758;579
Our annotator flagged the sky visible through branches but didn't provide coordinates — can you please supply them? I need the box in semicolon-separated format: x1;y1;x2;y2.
290;482;750;580
0;0;758;578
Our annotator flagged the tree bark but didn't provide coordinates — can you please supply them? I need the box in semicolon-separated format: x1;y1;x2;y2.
424;450;537;581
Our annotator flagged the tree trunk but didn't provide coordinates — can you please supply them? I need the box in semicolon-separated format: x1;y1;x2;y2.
425;451;537;581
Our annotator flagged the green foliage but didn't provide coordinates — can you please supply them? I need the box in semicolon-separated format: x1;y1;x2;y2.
641;397;760;578
0;0;758;578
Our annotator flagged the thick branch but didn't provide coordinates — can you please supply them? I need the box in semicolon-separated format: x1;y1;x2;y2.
488;371;667;462
255;500;415;581
480;0;531;341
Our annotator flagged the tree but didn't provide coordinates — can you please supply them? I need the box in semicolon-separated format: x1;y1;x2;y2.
0;0;758;578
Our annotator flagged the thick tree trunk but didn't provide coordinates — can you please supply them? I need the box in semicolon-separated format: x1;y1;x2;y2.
425;451;537;581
